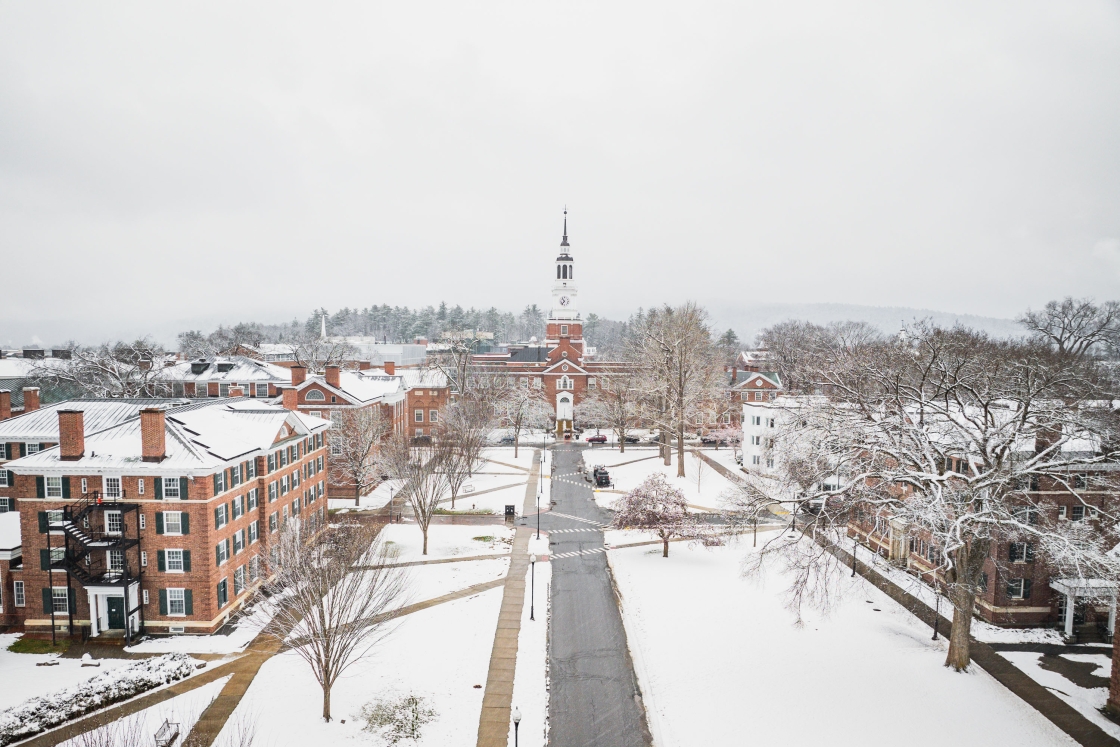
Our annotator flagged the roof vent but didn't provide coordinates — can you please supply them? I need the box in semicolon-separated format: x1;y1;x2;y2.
217;362;234;373
191;361;210;375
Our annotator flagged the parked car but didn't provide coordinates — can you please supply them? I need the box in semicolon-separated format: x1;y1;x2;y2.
497;435;516;445
623;435;641;444
700;435;728;446
593;466;611;487
586;434;607;443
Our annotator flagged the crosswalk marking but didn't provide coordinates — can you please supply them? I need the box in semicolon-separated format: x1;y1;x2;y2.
551;546;607;560
548;511;611;529
548;528;601;534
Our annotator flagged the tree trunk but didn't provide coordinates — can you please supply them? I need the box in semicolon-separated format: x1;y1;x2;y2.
514;432;519;459
619;432;625;454
676;421;686;478
663;537;670;557
945;583;974;671
422;527;429;556
451;489;456;510
322;682;332;721
661;427;671;466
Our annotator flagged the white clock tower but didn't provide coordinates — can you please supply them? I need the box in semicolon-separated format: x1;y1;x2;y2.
550;209;579;320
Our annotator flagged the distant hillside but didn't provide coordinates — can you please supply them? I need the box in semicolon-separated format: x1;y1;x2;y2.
709;303;1024;347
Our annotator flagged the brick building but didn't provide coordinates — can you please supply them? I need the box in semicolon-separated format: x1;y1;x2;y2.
2;397;329;640
156;356;293;399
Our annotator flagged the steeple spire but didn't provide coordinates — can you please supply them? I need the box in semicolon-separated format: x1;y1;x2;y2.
560;206;569;249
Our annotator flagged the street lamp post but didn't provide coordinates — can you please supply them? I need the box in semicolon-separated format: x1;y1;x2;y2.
851;536;858;577
389;486;395;523
530;554;536;621
512;707;521;747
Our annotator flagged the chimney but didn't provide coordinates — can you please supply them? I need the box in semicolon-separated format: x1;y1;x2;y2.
140;408;166;463
58;410;85;461
358;361;371;371
281;387;298;411
22;387;40;412
384;361;396;376
290;365;307;386
325;365;340;388
0;390;10;421
229;386;244;398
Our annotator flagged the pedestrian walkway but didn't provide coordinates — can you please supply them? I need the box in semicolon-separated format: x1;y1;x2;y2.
475;450;541;747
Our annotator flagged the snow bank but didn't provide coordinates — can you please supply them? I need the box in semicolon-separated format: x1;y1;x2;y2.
0;654;198;746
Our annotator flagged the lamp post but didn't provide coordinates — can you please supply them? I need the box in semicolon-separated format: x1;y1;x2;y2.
530;554;536;621
851;536;858;577
932;582;941;641
512;707;521;747
389;486;395;523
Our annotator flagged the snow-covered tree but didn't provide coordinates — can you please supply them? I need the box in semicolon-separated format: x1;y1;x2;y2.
381;435;449;555
1019;296;1120;360
496;384;552;457
29;339;172;399
575;374;640;452
613;473;701;557
329;406;391;505
264;521;407;722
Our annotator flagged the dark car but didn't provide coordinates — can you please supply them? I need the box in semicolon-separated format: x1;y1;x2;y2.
700;435;728;446
497;436;516;445
586;434;607;443
593;467;611;487
623;435;641;444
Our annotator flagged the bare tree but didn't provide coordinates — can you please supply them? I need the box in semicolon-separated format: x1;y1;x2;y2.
755;319;881;395
29;339;173;398
264;520;407;722
430;330;489;394
630;303;722;477
381;434;450;555
613;473;702;557
741;323;1120;671
574;373;640;453
330;407;391;506
496;384;553;457
1019;297;1120;360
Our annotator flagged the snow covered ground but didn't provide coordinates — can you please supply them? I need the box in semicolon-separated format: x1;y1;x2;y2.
214;586;502;746
581;449;739;512
510;559;550;747
609;538;1077;747
126;600;273;656
1000;650;1120;740
380;523;513;562
0;634;132;710
55;675;231;747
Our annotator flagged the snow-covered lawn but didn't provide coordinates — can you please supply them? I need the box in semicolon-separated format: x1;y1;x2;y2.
482;446;544;472
126;600;273;656
582;450;738;512
1000;651;1120;739
215;586;502;746
56;675;231;747
0;634;131;710
380;523;513;562
609;539;1077;747
510;560;550;747
407;557;510;602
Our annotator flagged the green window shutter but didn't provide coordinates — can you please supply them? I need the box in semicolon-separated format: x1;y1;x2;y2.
40;549;50;570
240;463;246;482
155;512;164;534
180;477;189;500
181;513;190;535
213;473;220;495
157;550;166;572
215;544;221;566
214;507;221;527
183;550;191;572
42;588;52;614
184;589;193;615
62;477;70;499
155;478;163;500
19;443;25;458
1023;579;1032;598
159;589;168;615
35;476;45;499
38;511;48;533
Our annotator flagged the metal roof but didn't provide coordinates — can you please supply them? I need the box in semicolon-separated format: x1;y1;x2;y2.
0;398;191;442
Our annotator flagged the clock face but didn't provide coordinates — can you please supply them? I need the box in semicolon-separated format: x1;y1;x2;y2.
560;296;570;306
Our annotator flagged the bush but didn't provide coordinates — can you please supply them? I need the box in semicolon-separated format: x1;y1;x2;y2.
358;693;437;745
0;653;196;746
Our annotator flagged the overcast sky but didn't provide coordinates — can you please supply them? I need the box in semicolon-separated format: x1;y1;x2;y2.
2;1;1119;344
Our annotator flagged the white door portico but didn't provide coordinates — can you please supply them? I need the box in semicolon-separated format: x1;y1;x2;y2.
1049;578;1117;639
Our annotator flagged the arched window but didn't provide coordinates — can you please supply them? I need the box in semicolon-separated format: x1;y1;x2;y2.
569;265;573;280
557;265;562;279
562;265;568;279
559;375;571;390
305;390;325;401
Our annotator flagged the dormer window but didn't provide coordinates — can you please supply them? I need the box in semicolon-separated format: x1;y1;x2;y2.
217;362;234;373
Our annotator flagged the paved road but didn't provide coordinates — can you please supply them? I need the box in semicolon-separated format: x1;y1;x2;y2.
523;443;651;747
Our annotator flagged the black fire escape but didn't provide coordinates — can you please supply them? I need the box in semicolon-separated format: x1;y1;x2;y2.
46;490;145;644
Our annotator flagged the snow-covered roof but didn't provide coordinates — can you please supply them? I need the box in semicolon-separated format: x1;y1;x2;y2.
0;399;191;443
6;399;330;475
732;371;782;388
397;369;449;390
0;512;20;553
155;357;292;383
291;371;405;406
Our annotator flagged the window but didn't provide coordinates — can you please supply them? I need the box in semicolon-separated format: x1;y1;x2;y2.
108;550;123;572
331;441;342;456
305;389;325;401
246;459;256;479
0;498;8;512
767;418;776;428
249;520;259;544
234;566;246;596
247;488;258;511
292;471;300;489
141;551;147;567
215;504;229;529
269;513;278;533
754;392;762;401
268;482;278;502
103;477;121;498
561;325;569;336
430;410;439;423
106;511;123;535
1058;506;1068;520
279;449;288;468
520;378;529;388
142;589;149;605
138;478;145;495
139;513;146;530
52;587;69;613
751;416;761;426
0;472;7;488
0;444;5;460
14;581;24;607
766;458;774;468
232;495;244;520
163;477;180;499
292;499;301;516
415;409;424;422
45;477;62;498
317;481;324;499
250;556;261;581
751;436;761;445
1007;578;1032;599
534;378;542;389
752;455;761;465
217;580;228;608
27;443;41;455
164;511;183;534
159;548;185;572
168;588;186;615
415;428;425;437
1071;505;1085;522
1009;543;1035;563
317;456;323;473
216;539;230;565
233;529;245;554
280;476;289;496
81;478;87;494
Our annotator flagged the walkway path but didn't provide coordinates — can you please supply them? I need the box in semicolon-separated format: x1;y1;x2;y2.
538;444;651;747
475;450;540;747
